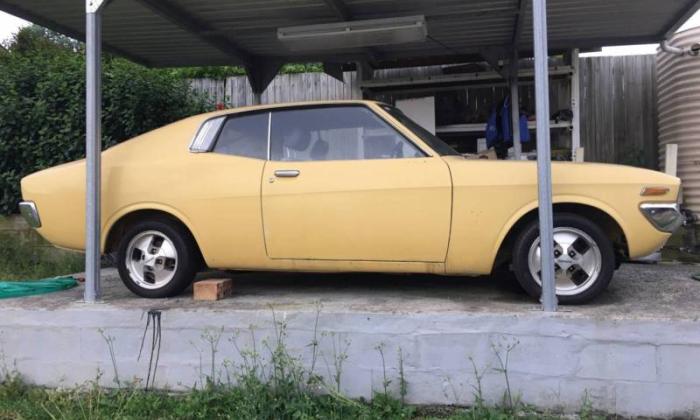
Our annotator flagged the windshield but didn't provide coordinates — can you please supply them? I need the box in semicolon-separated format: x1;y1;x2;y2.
381;105;460;156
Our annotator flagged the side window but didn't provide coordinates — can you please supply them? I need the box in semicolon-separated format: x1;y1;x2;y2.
212;113;268;159
270;106;424;162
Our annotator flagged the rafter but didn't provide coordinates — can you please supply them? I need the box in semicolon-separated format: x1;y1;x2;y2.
133;0;252;66
511;0;527;46
479;46;511;79
662;0;700;38
323;0;351;21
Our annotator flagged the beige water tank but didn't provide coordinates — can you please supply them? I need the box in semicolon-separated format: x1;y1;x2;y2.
657;27;700;213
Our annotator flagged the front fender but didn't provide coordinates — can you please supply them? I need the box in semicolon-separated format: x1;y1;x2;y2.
492;195;630;262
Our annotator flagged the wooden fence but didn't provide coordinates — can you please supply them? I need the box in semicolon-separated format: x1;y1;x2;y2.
579;55;657;168
189;71;362;108
190;55;658;168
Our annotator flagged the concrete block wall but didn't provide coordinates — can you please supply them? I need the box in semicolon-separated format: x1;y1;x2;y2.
1;306;700;418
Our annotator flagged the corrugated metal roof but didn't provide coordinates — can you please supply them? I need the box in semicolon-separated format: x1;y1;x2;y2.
0;0;698;68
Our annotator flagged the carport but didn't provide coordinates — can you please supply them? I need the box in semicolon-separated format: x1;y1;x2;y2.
1;0;698;311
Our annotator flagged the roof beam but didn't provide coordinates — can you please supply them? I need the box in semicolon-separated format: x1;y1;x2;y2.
511;0;527;46
323;62;345;83
662;0;700;39
0;0;151;66
133;0;253;66
246;60;283;95
86;0;112;13
323;0;351;21
479;46;510;79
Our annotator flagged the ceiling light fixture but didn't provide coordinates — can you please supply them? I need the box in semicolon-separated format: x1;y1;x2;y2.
278;15;427;51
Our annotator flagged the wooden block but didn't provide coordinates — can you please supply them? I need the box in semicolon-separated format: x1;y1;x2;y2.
193;279;233;301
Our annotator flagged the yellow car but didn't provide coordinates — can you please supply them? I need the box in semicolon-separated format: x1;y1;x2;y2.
19;100;682;303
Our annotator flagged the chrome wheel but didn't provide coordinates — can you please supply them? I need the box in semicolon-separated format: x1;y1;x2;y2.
125;230;178;290
527;227;602;296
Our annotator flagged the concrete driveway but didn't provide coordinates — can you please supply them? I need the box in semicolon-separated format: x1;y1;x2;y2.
5;262;700;321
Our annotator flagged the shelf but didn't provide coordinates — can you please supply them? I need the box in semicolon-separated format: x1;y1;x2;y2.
436;120;573;134
361;66;573;90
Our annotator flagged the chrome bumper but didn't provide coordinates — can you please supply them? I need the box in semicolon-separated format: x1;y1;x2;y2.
19;201;41;228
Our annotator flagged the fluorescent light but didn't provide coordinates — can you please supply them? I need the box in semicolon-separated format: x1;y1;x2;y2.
278;15;427;51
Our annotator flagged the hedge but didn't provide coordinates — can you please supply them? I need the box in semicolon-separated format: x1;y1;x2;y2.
0;27;210;215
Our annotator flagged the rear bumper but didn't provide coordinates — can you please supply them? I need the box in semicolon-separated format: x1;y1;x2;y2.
19;201;41;228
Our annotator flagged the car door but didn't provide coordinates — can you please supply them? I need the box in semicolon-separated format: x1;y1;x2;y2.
261;104;452;262
178;111;270;269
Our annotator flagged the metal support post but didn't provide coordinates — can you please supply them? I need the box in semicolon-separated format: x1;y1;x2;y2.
85;3;104;303
510;49;522;160
570;48;581;161
532;0;558;312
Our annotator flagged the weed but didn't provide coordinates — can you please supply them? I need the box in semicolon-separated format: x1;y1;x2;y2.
398;347;408;403
0;312;607;419
99;329;121;387
0;228;83;281
491;336;520;410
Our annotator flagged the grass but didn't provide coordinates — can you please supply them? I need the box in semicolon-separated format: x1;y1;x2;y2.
0;312;608;420
0;374;597;420
0;216;83;281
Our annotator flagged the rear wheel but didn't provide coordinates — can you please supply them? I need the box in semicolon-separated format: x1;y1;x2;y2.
511;213;615;304
116;218;198;298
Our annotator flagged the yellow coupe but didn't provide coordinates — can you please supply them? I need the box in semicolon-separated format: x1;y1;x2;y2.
19;101;682;303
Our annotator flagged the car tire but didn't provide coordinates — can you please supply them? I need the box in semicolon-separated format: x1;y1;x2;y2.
511;213;615;304
116;218;198;298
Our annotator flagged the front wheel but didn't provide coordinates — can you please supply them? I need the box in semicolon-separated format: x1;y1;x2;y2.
116;218;198;298
511;213;615;304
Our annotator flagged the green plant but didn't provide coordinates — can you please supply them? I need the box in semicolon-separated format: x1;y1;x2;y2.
398;347;408;403
0;26;209;215
99;329;121;387
0;318;605;420
491;337;520;410
170;62;324;79
0;228;83;280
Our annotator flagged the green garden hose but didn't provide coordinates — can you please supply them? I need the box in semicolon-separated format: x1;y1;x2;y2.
0;277;78;299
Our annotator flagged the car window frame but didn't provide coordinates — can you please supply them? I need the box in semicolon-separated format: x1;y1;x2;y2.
202;110;272;160
189;103;437;161
267;103;429;162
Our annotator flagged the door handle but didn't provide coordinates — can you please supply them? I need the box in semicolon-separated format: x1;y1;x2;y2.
274;169;300;178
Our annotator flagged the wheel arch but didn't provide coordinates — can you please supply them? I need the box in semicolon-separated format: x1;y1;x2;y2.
492;198;629;272
102;205;205;266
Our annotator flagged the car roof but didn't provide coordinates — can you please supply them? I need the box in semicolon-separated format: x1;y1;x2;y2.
196;100;384;120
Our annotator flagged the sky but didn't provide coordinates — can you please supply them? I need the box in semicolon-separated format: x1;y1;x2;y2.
1;9;700;56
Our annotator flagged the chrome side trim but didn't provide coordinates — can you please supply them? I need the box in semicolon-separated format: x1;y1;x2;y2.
266;112;272;161
19;201;41;228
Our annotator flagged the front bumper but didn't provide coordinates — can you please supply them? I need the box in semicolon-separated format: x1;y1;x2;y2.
18;201;41;228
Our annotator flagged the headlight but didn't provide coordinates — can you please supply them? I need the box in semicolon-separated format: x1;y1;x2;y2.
640;203;683;233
